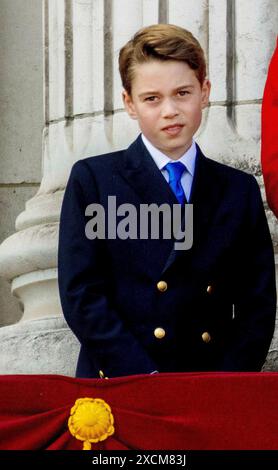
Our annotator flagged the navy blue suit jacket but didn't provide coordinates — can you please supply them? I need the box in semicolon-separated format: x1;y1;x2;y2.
58;136;276;378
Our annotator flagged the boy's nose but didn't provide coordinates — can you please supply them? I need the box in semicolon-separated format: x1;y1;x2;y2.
161;98;179;118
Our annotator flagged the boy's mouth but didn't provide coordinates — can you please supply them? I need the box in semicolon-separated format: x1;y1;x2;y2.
162;124;184;135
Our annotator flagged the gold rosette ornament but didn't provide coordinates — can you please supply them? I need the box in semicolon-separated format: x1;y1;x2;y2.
68;397;115;450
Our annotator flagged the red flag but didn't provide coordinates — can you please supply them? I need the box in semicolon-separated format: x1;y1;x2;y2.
261;38;278;218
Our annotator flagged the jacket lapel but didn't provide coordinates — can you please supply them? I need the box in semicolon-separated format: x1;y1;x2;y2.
117;136;178;276
161;145;226;274
118;135;178;207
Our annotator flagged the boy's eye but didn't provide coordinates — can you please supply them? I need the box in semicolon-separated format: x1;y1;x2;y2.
145;96;158;102
178;90;189;96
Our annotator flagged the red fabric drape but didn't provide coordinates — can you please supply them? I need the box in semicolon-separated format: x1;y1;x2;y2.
0;372;278;450
262;38;278;218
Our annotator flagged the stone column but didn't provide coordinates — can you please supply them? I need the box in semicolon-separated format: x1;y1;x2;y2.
0;0;277;374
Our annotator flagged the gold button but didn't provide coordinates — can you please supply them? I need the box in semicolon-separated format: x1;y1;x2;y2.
154;327;166;339
207;285;213;294
157;280;168;292
99;370;105;378
201;331;212;343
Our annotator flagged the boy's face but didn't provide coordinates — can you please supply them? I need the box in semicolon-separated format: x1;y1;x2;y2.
123;59;210;159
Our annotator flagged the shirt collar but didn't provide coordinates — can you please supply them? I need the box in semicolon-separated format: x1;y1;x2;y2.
141;134;197;176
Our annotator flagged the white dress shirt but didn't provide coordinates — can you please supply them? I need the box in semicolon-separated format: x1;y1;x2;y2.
141;134;197;202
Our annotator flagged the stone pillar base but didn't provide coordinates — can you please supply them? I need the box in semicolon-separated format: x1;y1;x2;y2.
0;316;79;376
263;318;278;371
263;350;278;371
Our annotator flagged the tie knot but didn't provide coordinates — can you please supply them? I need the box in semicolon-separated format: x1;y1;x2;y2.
164;161;186;183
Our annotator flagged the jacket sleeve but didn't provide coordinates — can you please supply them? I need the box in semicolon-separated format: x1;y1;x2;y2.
220;175;276;371
58;160;158;377
261;37;278;218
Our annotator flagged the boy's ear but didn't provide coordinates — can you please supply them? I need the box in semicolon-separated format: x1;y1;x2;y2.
201;79;211;109
122;90;138;120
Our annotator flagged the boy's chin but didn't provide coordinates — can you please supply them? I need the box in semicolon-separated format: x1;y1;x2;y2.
160;141;193;159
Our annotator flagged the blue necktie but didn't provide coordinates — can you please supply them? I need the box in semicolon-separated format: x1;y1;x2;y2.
164;162;186;205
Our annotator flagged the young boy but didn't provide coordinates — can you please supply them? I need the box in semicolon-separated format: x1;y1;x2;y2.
58;24;276;378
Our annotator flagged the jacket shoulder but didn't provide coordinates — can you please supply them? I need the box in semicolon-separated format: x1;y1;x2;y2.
204;154;258;188
66;150;126;190
205;155;251;177
77;149;125;172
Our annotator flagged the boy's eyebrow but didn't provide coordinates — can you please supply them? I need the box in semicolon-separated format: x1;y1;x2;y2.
175;84;195;89
138;84;195;97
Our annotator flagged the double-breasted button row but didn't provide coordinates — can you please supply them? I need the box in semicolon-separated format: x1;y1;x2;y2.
157;282;213;294
155;282;212;344
154;328;211;342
